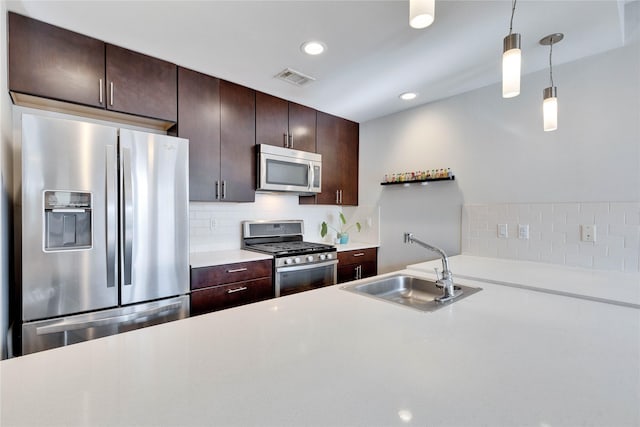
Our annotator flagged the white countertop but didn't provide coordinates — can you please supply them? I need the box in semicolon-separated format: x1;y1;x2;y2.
1;261;639;426
190;249;272;268
334;241;379;252
408;255;640;306
190;243;379;268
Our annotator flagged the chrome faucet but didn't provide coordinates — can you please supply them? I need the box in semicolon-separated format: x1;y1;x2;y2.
404;232;462;302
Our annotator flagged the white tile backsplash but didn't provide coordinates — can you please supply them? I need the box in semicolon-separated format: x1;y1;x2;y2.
189;194;380;253
462;202;640;273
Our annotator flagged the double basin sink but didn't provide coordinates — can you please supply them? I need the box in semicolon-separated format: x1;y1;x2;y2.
341;273;482;312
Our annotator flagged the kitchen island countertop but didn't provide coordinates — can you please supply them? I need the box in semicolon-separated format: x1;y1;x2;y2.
408;254;640;306
1;259;638;426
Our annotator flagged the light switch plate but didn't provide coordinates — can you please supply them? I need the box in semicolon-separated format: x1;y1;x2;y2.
581;224;596;242
518;224;529;239
497;224;508;238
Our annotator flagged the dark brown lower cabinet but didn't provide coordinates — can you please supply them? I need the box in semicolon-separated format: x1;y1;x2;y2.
190;259;273;316
191;277;273;316
337;248;378;284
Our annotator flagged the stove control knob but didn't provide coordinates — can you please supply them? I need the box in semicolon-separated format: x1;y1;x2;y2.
284;258;293;265
319;254;327;260
294;257;302;264
306;255;314;262
326;253;333;260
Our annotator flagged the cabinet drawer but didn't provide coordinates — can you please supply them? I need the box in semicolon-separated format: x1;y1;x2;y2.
338;248;377;265
191;259;272;290
190;277;273;316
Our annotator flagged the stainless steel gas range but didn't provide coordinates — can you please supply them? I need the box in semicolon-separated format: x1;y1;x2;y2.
242;220;337;297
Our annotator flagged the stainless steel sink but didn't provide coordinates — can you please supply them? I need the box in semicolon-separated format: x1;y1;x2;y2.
341;274;481;312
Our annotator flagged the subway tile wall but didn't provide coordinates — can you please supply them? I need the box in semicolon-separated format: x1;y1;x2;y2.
189;194;379;253
461;202;640;273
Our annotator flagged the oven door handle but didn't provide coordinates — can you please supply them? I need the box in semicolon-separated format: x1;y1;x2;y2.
277;259;338;273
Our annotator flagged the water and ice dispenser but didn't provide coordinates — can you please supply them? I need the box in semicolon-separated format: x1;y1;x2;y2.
44;191;92;250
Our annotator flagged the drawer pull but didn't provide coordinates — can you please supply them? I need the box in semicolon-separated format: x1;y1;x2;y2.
352;253;365;257
227;286;248;294
227;267;248;273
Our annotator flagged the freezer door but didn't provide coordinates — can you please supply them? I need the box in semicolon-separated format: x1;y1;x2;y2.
21;114;119;321
119;129;189;304
21;295;189;355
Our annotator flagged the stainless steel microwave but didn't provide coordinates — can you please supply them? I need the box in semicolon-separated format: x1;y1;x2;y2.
256;144;321;194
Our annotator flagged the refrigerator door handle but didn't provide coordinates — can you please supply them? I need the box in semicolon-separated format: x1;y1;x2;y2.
122;147;133;287
35;302;183;335
106;145;117;288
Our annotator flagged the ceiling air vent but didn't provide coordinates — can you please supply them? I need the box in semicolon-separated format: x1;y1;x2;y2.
275;68;316;86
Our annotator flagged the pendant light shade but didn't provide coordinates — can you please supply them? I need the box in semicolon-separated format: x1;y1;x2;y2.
543;87;558;132
502;0;521;98
502;33;521;98
540;33;564;132
410;0;435;29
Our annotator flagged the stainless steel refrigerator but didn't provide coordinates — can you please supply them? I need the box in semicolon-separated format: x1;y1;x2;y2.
18;113;190;355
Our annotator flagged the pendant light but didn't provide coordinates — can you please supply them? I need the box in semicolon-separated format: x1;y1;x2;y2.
539;33;564;132
410;0;435;29
502;0;521;98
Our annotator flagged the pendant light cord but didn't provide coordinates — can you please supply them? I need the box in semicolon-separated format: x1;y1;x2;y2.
549;42;554;87
509;0;517;35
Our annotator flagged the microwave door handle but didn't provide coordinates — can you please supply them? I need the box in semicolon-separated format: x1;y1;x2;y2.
308;163;314;191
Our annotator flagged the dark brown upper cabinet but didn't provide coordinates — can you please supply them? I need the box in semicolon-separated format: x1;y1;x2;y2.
219;80;256;202
177;67;221;202
8;12;105;108
256;92;316;152
178;68;255;203
8;12;177;124
105;44;177;122
300;111;359;206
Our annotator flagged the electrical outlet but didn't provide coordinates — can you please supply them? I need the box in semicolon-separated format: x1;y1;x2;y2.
581;224;596;242
497;224;508;239
518;224;529;239
210;218;218;230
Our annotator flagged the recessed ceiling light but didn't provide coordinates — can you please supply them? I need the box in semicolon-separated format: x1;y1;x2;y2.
301;41;326;56
399;92;418;100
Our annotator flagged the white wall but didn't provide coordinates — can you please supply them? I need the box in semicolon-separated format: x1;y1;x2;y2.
1;0;12;359
360;43;640;273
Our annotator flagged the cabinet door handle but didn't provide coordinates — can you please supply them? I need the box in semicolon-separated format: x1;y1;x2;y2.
226;267;248;273
109;81;114;106
353;253;365;257
289;134;293;149
227;286;248;294
222;180;226;199
99;79;103;104
336;190;340;204
283;133;288;147
339;190;343;204
215;180;220;200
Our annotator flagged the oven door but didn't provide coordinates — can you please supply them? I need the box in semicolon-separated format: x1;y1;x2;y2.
275;259;337;297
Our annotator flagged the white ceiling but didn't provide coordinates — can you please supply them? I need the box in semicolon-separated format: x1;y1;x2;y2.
6;1;640;123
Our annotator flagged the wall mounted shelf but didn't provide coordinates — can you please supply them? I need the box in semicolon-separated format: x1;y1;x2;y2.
380;176;455;186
